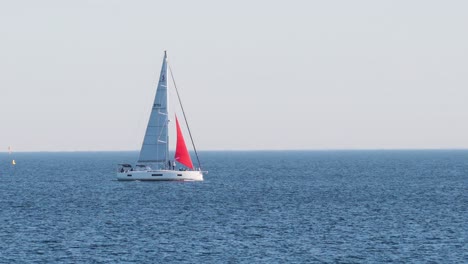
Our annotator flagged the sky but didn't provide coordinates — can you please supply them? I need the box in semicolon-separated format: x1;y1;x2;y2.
1;0;467;151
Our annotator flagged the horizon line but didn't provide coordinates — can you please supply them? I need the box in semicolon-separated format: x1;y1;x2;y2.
2;148;468;153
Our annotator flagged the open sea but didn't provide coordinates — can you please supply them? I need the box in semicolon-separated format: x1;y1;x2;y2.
0;150;466;263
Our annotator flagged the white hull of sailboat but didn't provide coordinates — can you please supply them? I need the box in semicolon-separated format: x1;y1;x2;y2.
116;170;203;181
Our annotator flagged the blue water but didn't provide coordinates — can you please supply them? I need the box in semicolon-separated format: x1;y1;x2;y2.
0;150;466;263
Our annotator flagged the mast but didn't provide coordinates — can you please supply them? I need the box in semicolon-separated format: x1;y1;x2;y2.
164;51;169;167
168;61;202;170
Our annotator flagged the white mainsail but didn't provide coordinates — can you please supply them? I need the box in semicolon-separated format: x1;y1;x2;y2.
137;51;169;166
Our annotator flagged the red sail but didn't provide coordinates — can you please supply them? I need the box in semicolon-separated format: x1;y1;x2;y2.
174;115;194;169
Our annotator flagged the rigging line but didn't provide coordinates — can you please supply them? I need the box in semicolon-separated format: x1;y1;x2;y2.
168;62;202;171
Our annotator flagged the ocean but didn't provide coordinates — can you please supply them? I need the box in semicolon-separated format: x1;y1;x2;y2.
0;150;466;263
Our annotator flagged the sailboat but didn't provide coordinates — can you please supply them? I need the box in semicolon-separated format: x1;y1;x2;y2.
117;51;204;181
8;146;15;166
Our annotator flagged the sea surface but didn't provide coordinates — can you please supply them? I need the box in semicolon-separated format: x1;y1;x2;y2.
0;150;466;263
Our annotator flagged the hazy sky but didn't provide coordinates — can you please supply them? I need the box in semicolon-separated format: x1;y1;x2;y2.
1;0;467;151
